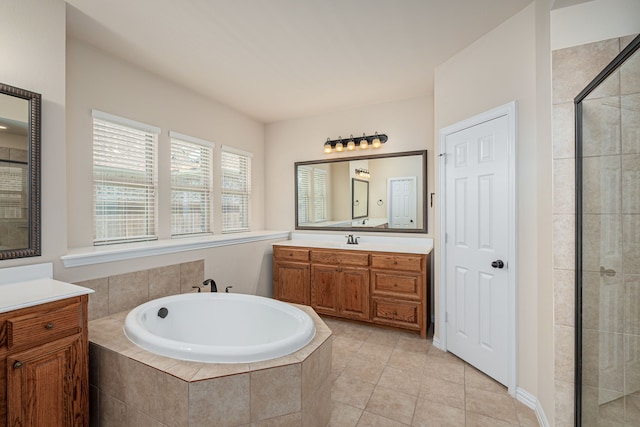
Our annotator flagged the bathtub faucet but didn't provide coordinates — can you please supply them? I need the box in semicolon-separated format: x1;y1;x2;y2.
203;279;217;292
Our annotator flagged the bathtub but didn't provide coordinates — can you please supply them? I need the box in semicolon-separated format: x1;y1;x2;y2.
123;293;316;363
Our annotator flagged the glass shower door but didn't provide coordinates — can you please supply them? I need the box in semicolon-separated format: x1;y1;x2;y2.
576;35;640;426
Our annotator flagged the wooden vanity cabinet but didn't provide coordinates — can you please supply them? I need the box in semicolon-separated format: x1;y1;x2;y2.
371;253;427;335
273;244;430;337
310;250;370;321
273;247;311;305
0;295;89;427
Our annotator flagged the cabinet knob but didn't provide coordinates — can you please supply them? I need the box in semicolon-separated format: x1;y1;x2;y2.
13;361;23;369
45;322;55;330
393;310;398;316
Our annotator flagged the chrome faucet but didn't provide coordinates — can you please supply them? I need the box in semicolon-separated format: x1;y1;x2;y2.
203;279;217;292
345;234;359;245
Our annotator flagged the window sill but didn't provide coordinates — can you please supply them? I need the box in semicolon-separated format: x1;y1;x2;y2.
61;230;290;268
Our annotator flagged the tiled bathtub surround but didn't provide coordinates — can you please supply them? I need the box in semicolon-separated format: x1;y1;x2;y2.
552;34;640;426
89;305;332;427
76;260;204;321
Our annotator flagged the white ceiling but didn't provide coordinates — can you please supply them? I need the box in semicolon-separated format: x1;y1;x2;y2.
66;0;534;124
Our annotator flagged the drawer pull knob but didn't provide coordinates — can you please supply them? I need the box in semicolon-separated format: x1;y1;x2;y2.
45;322;55;330
393;310;398;316
13;361;23;369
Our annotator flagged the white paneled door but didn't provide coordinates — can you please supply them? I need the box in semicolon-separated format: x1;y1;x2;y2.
441;104;516;389
388;177;417;228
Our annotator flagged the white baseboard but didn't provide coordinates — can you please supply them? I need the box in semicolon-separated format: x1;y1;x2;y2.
432;336;445;351
516;387;550;427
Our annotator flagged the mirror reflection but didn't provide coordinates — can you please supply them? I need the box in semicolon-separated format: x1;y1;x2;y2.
295;150;427;233
0;83;40;260
0;94;29;251
352;179;369;219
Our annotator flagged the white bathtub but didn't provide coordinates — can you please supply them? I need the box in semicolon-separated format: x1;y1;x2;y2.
123;293;316;363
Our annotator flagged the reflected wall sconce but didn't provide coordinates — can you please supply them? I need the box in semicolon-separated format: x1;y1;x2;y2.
355;168;370;178
324;132;387;154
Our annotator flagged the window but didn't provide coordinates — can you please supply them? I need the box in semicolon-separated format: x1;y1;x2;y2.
92;110;159;245
221;146;251;233
170;132;213;237
297;166;327;224
313;168;327;222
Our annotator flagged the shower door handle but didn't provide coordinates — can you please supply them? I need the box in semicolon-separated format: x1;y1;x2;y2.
491;260;505;269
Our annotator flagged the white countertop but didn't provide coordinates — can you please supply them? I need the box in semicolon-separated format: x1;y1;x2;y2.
273;239;433;255
0;278;94;314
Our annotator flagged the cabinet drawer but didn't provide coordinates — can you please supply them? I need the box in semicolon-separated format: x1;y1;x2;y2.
371;254;423;272
372;298;421;330
372;271;422;299
7;302;82;349
274;246;310;262
311;250;369;266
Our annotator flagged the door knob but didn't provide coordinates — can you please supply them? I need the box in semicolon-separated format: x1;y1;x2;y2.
491;260;505;269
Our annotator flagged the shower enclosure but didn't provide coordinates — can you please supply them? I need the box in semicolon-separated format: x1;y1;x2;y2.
576;34;640;426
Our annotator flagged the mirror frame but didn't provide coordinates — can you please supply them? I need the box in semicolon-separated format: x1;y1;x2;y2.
0;83;41;259
351;178;369;219
295;150;427;233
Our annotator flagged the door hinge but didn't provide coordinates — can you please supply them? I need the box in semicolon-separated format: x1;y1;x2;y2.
445;233;448;243
445;312;448;323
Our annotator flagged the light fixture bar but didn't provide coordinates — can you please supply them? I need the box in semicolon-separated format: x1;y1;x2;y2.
323;133;387;154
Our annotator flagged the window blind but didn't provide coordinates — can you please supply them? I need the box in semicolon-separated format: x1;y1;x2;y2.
0;163;27;219
313;169;327;222
297;167;327;224
170;133;213;237
221;146;251;233
92;113;158;245
297;167;311;224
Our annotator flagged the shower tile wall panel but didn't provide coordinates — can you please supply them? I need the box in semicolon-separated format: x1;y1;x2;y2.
76;259;204;321
552;36;638;426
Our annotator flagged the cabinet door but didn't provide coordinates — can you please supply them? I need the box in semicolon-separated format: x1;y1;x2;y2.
274;261;310;305
311;265;340;316
339;267;370;321
7;334;86;427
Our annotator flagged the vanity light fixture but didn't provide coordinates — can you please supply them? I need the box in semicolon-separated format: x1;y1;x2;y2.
355;168;370;178
323;132;387;154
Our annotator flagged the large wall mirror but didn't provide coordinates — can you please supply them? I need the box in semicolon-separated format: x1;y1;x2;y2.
0;83;41;259
295;150;427;233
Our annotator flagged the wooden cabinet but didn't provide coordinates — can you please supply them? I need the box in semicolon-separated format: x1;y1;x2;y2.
273;247;310;305
310;250;370;320
311;264;369;320
371;253;427;336
0;295;89;427
273;244;430;337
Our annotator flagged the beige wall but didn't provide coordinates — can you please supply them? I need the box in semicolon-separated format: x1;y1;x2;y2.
61;37;276;292
0;0;67;269
66;37;265;247
264;95;434;235
434;1;540;400
551;0;640;50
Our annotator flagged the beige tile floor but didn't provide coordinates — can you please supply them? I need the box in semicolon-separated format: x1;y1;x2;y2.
323;317;539;427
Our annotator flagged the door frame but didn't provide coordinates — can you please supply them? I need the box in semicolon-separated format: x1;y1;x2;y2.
438;101;518;394
387;176;417;228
